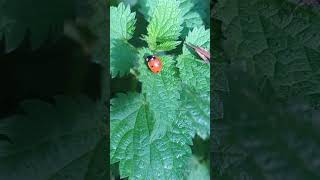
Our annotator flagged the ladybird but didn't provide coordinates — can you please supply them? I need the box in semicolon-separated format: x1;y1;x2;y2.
145;55;163;73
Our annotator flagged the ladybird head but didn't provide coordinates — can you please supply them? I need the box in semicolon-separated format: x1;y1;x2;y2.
145;55;155;62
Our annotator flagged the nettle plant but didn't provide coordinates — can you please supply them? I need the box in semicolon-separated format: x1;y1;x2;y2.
110;0;210;179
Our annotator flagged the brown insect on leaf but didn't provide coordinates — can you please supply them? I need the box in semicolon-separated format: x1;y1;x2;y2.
185;42;210;64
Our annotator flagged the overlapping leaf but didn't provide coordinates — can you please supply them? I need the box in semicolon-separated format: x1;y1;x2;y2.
110;39;138;78
144;0;183;51
138;48;182;140
177;26;210;139
183;26;210;56
177;55;209;92
177;55;210;139
138;0;207;35
110;2;136;40
110;2;137;77
110;92;192;180
180;26;210;90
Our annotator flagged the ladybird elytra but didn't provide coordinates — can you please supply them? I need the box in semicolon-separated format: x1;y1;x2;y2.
145;55;163;73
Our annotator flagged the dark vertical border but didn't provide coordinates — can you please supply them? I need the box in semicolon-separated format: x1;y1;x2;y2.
210;1;214;180
211;0;226;179
210;0;214;179
104;0;110;178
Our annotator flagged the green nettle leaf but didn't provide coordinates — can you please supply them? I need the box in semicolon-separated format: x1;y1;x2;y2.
177;55;210;139
139;0;206;34
177;55;209;93
110;2;136;40
144;0;183;51
216;0;320;106
138;48;182;140
0;0;74;52
110;92;192;180
111;39;138;77
181;86;210;139
0;96;106;179
177;26;210;139
110;2;137;77
183;26;210;56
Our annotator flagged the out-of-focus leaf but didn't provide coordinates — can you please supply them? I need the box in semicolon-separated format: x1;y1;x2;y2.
0;96;106;179
88;0;107;63
216;0;320;108
0;0;75;52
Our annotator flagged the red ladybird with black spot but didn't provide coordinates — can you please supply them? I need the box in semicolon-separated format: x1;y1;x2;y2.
145;55;163;73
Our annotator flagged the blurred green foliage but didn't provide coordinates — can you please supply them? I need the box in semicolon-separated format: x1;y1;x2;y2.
0;0;107;179
213;0;320;179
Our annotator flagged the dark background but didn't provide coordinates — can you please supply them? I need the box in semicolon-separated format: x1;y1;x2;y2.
0;33;101;119
212;0;320;179
0;0;108;179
